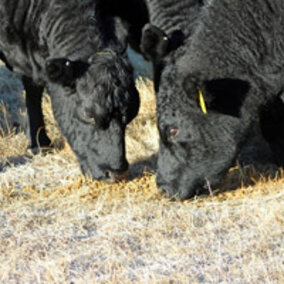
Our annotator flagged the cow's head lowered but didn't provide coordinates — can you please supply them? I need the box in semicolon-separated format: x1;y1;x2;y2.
155;65;254;200
45;50;139;182
140;0;283;199
141;25;254;199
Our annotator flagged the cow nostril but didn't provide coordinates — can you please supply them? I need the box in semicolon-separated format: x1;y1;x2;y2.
103;170;115;183
105;170;113;179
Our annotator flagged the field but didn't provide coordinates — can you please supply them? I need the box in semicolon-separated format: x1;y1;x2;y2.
0;63;283;283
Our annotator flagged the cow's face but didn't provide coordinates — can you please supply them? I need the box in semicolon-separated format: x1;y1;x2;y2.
45;51;139;181
156;66;251;200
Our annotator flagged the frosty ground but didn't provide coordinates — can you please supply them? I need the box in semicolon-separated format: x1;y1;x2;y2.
0;62;283;283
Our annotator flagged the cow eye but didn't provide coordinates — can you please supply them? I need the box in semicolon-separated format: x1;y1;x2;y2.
83;110;96;125
76;106;96;125
168;127;179;138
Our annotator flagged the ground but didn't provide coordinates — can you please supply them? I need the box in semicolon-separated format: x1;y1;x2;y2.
0;63;283;283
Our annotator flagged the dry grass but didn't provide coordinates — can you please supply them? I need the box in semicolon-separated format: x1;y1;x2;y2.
0;65;283;283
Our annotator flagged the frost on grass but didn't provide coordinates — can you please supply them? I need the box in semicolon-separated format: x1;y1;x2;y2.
0;68;283;283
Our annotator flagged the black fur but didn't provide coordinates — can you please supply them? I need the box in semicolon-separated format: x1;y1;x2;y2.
98;0;149;52
141;0;203;91
152;0;284;199
0;0;139;181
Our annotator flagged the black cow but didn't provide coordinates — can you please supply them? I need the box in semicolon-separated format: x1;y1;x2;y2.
142;0;284;199
0;0;140;181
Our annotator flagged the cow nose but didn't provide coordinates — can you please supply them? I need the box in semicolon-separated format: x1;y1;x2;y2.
103;161;129;183
104;169;129;183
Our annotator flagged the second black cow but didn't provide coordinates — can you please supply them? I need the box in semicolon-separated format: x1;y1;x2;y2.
142;0;284;199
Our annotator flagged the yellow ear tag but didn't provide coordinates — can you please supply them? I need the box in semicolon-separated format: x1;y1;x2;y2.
198;89;207;114
96;51;112;56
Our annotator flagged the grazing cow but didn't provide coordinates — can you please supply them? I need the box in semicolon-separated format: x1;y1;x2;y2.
142;0;284;199
0;0;140;181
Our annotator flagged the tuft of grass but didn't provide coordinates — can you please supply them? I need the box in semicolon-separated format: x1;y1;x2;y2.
0;64;283;283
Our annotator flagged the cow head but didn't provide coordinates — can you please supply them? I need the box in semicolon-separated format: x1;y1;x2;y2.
156;65;253;199
139;1;262;199
45;50;139;182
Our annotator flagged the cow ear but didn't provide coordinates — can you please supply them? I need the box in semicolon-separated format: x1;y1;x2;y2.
183;77;250;117
204;78;250;117
45;58;89;87
141;24;184;61
141;24;169;61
